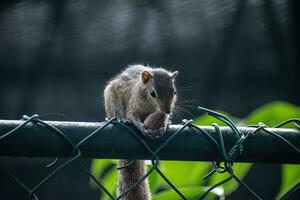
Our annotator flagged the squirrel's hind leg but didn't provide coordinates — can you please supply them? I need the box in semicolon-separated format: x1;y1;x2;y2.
104;84;127;122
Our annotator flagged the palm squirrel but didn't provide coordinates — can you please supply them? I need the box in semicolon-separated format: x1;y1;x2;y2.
103;64;178;200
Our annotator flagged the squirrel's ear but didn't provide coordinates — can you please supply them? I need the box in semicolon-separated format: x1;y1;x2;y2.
141;71;152;84
170;71;178;79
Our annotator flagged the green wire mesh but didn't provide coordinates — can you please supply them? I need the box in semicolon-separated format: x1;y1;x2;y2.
0;107;299;200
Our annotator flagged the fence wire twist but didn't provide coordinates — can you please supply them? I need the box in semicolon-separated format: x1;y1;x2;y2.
0;107;299;200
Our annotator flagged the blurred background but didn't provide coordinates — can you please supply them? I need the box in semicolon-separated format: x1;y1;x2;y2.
0;0;299;199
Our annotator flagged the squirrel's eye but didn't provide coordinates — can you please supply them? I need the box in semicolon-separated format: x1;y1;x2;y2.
173;91;177;96
150;90;156;98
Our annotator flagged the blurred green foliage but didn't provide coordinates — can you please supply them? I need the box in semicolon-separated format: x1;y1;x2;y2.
90;101;300;199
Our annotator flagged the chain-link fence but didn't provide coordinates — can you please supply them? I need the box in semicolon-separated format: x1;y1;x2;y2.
0;107;299;200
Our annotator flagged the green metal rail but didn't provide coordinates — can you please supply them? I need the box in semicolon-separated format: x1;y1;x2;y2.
0;119;299;164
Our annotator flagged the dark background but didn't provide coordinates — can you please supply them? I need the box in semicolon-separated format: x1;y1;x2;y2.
0;0;299;199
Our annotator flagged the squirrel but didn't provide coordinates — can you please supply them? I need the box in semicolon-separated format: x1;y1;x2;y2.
103;64;178;200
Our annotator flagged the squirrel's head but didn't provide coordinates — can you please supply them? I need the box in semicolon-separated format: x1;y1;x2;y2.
141;68;178;114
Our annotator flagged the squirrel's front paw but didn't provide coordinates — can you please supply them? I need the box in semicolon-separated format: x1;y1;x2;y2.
141;126;166;139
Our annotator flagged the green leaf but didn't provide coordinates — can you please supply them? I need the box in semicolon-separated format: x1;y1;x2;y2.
101;168;117;200
153;186;221;200
90;159;116;189
245;101;300;199
90;159;117;200
207;163;252;195
157;161;211;188
276;164;300;199
148;165;160;192
246;101;300;126
246;101;300;199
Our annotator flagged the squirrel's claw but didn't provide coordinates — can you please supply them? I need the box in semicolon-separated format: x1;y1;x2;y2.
119;118;129;124
140;126;166;139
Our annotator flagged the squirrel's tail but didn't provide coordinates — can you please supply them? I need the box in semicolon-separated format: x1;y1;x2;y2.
117;160;151;200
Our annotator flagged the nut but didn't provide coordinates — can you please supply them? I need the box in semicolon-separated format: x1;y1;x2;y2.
144;111;166;130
